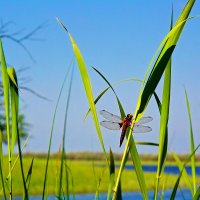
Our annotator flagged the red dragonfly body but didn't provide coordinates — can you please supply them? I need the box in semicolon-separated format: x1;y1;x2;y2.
100;110;152;147
120;114;133;146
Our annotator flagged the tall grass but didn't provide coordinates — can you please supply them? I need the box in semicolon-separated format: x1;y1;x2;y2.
58;0;198;200
0;0;199;199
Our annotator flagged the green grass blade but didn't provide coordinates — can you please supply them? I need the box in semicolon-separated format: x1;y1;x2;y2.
170;144;200;200
135;42;174;121
57;19;108;165
65;164;75;200
135;0;195;121
91;67;148;199
185;89;196;194
135;142;158;146
7;68;18;155
42;59;72;200
84;78;142;120
84;87;109;120
116;180;122;200
0;39;12;199
113;1;196;199
153;92;162;113
92;67;125;118
58;66;74;198
172;152;193;194
154;9;172;198
107;149;115;200
25;158;34;191
169;174;182;200
113;135;148;200
193;187;200;200
4;135;30;184
0;129;6;199
8;68;28;200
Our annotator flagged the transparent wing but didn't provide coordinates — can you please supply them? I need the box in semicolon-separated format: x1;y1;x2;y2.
133;125;152;133
135;116;153;125
99;110;122;123
100;121;121;130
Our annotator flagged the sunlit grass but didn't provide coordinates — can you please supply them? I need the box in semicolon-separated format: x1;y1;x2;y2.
0;156;199;196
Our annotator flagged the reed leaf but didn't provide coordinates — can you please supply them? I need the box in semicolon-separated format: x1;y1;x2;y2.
84;77;142;120
113;1;196;199
7;68;18;155
26;158;34;191
0;39;12;199
8;67;28;200
107;149;115;200
185;89;196;194
135;0;195;121
92;67;125;118
172;152;193;194
154;8;173;198
113;134;148;200
91;68;149;199
193;187;200;200
153;92;162;113
170;144;200;200
42;58;73;200
135;142;158;146
0;129;6;199
57;18;108;165
58;66;74;198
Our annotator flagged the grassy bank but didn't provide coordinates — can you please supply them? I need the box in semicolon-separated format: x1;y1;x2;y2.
1;154;199;196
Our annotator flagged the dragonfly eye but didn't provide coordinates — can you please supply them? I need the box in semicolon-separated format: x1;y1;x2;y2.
126;114;132;119
126;114;133;120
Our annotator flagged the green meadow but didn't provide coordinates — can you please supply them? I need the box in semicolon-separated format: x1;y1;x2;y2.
1;154;200;196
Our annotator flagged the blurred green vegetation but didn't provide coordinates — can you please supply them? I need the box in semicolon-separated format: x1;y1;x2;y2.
0;154;199;196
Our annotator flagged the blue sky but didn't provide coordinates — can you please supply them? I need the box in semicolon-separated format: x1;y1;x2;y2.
1;1;200;154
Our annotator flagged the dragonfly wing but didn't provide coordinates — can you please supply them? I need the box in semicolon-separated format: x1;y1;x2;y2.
100;110;121;123
135;116;153;125
133;125;152;133
100;121;121;130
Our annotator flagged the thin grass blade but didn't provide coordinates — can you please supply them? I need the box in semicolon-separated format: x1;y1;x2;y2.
154;9;173;198
135;0;196;121
90;68;148;199
92;67;125;118
107;148;115;200
135;141;158;146
113;1;196;199
58;66;74;198
0;129;6;199
8;67;28;200
113;134;148;200
185;89;196;194
65;164;76;200
0;39;12;198
42;59;73;200
25;158;34;191
172;152;193;194
7;68;18;155
193;187;200;200
170;144;200;200
57;18;108;165
84;77;142;120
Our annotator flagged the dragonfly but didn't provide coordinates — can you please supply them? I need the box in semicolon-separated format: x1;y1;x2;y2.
100;110;153;147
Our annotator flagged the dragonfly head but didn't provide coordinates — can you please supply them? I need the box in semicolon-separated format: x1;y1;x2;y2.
126;114;133;120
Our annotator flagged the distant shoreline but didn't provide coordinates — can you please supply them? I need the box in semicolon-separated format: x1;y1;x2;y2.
15;151;200;162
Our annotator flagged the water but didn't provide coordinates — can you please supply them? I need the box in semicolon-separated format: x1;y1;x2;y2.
123;165;200;176
13;189;192;199
13;165;199;199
